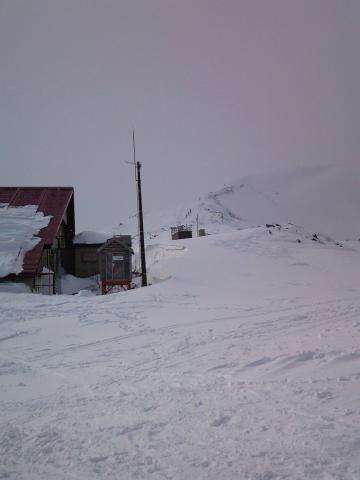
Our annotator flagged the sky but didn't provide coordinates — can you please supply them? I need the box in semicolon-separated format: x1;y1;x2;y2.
1;0;359;232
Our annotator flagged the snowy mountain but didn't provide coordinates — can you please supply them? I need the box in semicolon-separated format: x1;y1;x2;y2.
114;164;360;241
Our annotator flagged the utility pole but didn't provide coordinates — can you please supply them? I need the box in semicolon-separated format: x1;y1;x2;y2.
133;130;147;287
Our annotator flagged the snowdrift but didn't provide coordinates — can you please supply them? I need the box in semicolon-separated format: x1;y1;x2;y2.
1;225;360;479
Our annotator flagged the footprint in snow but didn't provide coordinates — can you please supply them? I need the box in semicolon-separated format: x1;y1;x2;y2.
208;362;238;371
315;390;333;400
211;414;232;427
244;356;274;368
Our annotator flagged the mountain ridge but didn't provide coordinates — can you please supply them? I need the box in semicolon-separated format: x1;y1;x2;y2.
113;164;360;241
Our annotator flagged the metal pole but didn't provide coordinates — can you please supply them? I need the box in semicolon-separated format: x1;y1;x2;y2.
136;160;147;287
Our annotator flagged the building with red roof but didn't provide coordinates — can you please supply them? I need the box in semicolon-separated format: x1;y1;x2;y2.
0;187;75;293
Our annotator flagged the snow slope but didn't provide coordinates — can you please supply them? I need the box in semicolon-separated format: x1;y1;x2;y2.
114;164;360;242
0;204;51;277
1;225;360;479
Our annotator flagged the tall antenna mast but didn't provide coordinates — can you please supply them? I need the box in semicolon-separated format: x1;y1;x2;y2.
132;129;147;287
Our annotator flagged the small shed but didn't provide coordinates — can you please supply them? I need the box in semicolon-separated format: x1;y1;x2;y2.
73;231;109;278
171;225;192;240
98;236;133;294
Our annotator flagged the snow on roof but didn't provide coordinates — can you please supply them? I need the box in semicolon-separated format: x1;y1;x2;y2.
73;230;110;245
0;187;74;274
0;204;51;277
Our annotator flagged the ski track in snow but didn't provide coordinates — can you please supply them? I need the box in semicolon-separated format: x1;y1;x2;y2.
1;228;360;479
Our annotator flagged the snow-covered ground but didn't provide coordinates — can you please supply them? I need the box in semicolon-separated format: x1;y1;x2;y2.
1;224;360;479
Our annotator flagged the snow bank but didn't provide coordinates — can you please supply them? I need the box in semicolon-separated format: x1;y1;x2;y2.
0;204;51;277
145;243;187;283
60;273;99;295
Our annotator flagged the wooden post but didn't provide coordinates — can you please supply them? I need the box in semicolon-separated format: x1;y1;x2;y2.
133;130;147;287
136;160;147;287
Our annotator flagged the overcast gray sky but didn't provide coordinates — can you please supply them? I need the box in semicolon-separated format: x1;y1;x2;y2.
1;0;359;231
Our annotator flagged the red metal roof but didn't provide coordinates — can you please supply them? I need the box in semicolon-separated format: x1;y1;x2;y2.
0;187;74;275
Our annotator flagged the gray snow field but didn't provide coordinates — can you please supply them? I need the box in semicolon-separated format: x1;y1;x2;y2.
1;226;360;479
